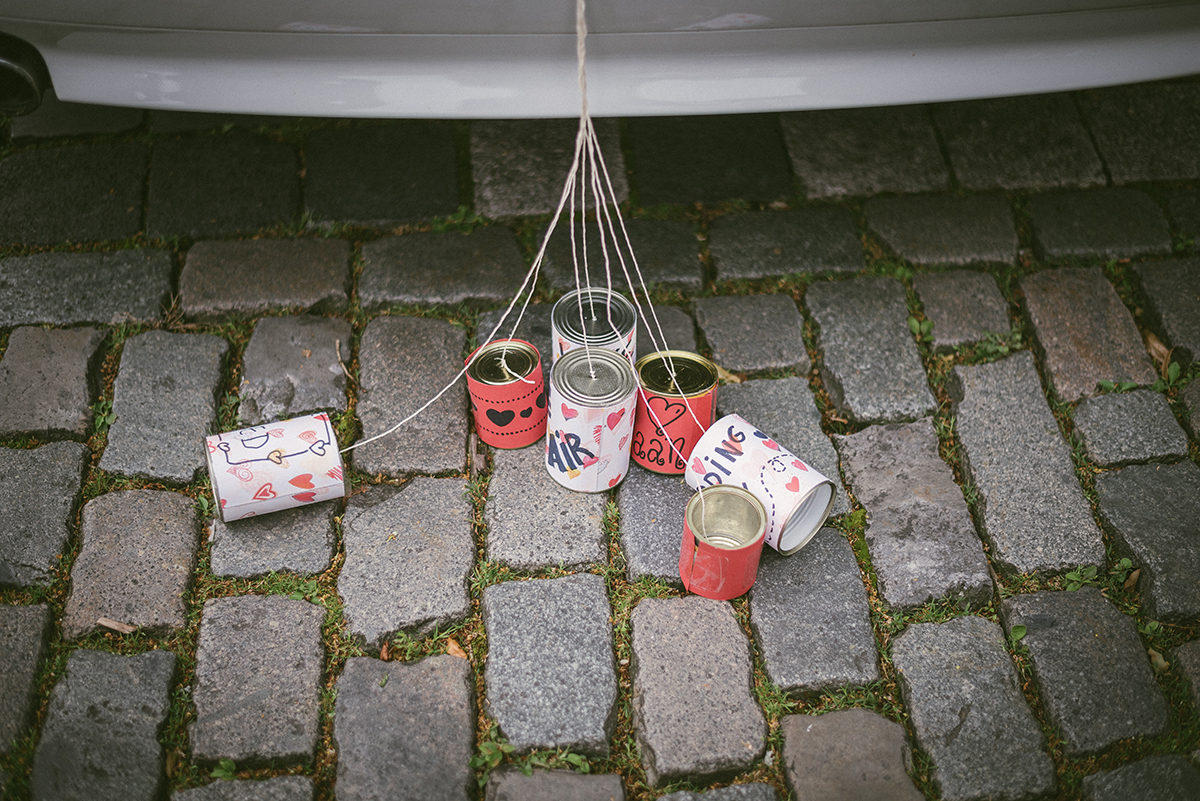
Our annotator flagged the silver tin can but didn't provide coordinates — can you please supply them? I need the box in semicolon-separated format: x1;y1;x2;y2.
545;346;638;492
550;287;637;365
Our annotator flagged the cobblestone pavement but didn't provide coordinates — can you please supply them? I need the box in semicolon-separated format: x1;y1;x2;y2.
0;78;1199;800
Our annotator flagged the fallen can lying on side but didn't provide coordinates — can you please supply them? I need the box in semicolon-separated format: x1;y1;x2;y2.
205;412;349;522
684;413;835;555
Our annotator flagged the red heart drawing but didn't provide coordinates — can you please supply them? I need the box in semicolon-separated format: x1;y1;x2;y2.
298;430;318;443
785;477;800;492
619;435;628;449
254;483;277;500
691;457;704;474
289;474;315;489
268;428;284;438
646;396;687;430
763;439;780;451
608;476;621;487
293;492;317;503
607;408;626;430
561;403;579;420
327;466;343;481
792;460;808;472
581;454;599;467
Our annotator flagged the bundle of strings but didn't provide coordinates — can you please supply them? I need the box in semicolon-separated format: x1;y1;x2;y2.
348;0;710;478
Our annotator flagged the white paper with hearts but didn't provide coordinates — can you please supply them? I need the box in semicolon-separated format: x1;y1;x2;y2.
204;413;349;522
544;389;638;493
684;413;835;554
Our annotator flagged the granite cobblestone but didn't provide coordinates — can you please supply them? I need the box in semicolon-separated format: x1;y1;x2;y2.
0;326;106;440
63;490;198;640
0;250;173;328
334;655;475;801
238;315;352;425
748;530;879;693
892;616;1055;801
806;276;937;424
190;596;324;766
1001;588;1169;756
631;597;766;786
836;419;992;611
99;330;230;484
865;194;1017;266
709;207;863;279
31;649;176;801
180;239;351;319
483;574;618;756
779;105;948;198
952;352;1105;574
911;270;1009;353
1020;266;1156;402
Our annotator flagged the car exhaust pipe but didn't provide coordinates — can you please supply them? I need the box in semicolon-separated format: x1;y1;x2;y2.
0;32;51;116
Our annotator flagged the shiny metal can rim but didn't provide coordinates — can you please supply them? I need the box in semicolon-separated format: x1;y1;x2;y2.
551;346;637;408
636;350;719;398
551;288;637;346
467;339;540;386
685;484;767;551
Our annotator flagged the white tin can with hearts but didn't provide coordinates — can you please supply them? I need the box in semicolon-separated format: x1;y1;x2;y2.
545;347;638;492
684;413;835;554
205;412;349;522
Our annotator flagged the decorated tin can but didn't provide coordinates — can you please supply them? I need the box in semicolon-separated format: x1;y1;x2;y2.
684;413;835;554
466;339;547;449
550;287;637;365
679;485;768;600
632;350;719;474
205;412;349;522
545;346;638;492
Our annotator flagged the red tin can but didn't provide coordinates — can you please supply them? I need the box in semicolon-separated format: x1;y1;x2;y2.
679;485;768;600
466;339;547;449
632;350;718;474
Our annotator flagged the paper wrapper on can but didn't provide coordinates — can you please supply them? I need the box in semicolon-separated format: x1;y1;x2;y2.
545;348;638;493
205;412;349;522
466;339;548;449
679;485;766;601
684;413;835;554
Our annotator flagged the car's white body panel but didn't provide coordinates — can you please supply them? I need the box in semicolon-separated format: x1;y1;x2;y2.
2;2;1199;117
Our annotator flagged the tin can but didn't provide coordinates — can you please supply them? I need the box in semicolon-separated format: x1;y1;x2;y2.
684;413;835;554
466;339;547;449
205;412;349;522
550;287;637;365
545;346;638;492
632;350;718;474
679;485;768;600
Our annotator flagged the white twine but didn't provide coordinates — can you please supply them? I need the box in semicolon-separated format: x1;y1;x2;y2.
346;0;712;482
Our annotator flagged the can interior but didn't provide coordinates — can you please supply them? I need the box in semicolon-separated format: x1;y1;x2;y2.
778;481;835;554
471;340;538;384
637;350;718;396
688;488;766;550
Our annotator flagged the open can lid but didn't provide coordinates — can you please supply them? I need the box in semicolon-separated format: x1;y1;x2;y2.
777;481;836;554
